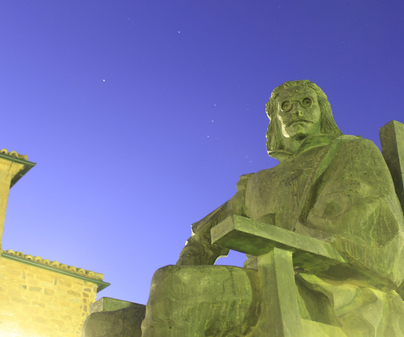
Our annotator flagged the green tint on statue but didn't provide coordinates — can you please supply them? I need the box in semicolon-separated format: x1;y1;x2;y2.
140;80;404;337
84;80;404;337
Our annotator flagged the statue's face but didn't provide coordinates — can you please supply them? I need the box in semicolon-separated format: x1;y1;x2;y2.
276;86;321;140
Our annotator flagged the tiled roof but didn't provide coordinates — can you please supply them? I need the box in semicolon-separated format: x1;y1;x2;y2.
0;149;29;161
4;249;104;281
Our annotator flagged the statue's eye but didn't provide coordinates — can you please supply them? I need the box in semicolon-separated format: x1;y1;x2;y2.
302;97;312;107
281;101;292;111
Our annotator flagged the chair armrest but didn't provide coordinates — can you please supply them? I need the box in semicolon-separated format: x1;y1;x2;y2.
211;214;346;273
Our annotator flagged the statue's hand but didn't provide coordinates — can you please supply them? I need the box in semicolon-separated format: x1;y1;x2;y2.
176;234;229;266
176;238;204;265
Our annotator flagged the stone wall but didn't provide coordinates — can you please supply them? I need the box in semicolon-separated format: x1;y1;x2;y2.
0;254;99;337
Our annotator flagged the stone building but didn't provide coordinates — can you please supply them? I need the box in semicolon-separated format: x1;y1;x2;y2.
0;149;110;337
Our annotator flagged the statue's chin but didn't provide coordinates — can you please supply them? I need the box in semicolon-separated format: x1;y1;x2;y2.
284;123;316;140
282;130;309;141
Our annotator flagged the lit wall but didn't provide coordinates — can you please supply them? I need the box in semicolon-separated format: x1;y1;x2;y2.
0;252;104;337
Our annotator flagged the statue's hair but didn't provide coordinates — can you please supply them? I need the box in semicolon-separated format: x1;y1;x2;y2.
265;80;342;156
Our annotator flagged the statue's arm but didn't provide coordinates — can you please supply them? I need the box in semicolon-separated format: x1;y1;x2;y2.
305;137;404;286
176;174;252;266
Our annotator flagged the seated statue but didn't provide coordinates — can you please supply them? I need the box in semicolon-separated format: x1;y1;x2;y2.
141;80;404;337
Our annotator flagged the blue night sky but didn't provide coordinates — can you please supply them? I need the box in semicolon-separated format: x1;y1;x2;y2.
1;1;403;305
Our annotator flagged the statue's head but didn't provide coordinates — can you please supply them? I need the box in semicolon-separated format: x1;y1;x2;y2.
265;80;342;158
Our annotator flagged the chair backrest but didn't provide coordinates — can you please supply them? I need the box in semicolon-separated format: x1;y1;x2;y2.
379;120;404;213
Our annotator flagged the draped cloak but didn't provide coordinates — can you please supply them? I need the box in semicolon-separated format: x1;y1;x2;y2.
178;134;404;335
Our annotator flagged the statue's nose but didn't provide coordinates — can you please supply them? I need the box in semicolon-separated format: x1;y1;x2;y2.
292;106;303;117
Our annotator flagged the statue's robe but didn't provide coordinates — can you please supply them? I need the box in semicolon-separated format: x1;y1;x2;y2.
142;134;404;337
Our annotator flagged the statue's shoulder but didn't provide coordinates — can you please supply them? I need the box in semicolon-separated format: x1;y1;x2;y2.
236;136;382;192
330;135;381;156
236;173;255;192
238;166;280;191
312;135;384;182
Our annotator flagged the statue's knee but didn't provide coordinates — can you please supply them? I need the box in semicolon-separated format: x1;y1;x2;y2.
149;265;259;303
143;266;261;336
150;265;180;286
148;265;221;304
147;265;185;303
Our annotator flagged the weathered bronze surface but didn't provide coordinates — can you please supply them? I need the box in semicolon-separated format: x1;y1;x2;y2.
140;80;404;337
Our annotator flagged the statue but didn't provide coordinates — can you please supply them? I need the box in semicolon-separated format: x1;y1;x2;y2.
140;80;404;337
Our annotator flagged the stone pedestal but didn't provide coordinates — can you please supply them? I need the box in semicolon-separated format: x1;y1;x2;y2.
82;297;146;337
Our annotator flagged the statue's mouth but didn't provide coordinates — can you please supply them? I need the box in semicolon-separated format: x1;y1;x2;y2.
287;119;313;127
